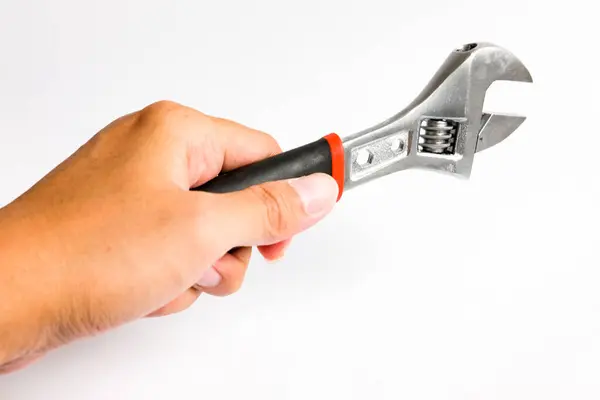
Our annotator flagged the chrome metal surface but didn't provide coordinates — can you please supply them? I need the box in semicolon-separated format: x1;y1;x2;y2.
476;112;527;152
341;42;532;190
350;131;409;181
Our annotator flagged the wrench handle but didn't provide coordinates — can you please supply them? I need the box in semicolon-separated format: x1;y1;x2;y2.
193;133;345;200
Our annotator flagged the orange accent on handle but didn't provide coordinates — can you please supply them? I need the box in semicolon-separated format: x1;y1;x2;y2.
324;133;345;201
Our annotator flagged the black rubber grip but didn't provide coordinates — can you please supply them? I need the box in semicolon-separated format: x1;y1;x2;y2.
193;138;333;193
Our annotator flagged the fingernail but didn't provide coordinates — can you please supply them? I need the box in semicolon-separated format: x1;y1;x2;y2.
278;240;291;257
267;253;285;264
272;239;291;262
289;174;338;216
196;267;222;288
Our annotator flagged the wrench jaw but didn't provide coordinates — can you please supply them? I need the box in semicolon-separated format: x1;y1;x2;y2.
467;42;533;86
451;43;532;176
341;42;532;190
475;113;527;153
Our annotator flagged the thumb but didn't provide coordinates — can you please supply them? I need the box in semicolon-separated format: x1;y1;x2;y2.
208;173;339;247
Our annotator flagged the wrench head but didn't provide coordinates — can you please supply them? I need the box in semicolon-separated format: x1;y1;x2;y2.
341;42;533;190
408;42;533;177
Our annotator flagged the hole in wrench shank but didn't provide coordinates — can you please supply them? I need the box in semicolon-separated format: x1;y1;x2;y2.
456;43;477;52
390;138;405;152
356;149;374;166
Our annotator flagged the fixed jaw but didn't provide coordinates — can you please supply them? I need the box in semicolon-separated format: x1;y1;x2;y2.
465;42;533;85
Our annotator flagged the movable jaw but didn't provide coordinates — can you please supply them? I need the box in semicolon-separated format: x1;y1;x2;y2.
341;42;533;190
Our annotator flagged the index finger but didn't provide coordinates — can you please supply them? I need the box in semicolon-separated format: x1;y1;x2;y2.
189;115;282;188
190;114;291;261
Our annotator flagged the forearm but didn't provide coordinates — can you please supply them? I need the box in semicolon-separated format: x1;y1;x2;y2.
0;200;60;367
0;191;144;370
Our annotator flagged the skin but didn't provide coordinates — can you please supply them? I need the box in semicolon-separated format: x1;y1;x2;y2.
0;100;339;374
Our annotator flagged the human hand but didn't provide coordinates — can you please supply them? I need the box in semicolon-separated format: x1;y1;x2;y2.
0;101;338;373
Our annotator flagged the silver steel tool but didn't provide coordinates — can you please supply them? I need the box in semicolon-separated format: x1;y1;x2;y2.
196;42;533;199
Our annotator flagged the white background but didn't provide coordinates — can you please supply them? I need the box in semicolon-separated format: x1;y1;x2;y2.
1;0;599;399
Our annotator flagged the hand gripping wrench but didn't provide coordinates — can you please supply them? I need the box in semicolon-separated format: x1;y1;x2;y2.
194;42;533;200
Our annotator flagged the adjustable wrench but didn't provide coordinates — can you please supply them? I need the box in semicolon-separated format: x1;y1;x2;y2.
194;42;532;199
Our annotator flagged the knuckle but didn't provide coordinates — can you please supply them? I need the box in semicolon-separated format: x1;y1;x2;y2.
143;100;183;115
136;100;187;130
215;274;245;297
250;184;291;240
214;248;250;297
264;134;282;156
222;274;244;296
